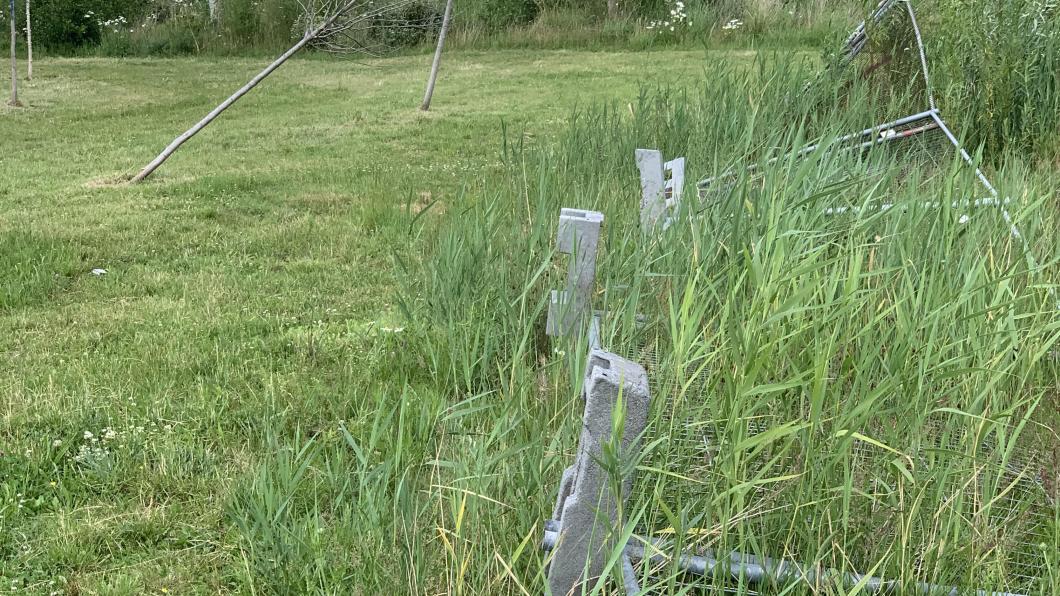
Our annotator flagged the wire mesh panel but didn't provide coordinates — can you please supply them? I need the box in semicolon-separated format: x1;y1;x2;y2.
848;418;1053;594
607;268;1054;593
619;336;1055;593
837;0;936;118
566;4;1058;594
698;1;963;211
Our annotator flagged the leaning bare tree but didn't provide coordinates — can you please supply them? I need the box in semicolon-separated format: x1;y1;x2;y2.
420;0;453;111
7;0;19;106
131;0;419;183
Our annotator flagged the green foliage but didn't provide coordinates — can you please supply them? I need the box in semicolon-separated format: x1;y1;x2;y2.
409;55;1059;592
5;0;144;49
369;1;442;49
97;1;211;56
473;0;540;28
215;0;301;51
922;0;1060;158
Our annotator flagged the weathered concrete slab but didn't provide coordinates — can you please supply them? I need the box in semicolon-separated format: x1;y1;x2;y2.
547;209;604;338
547;349;650;595
635;149;666;232
636;149;685;232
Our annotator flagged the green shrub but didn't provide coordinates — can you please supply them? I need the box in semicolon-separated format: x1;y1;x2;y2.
12;0;147;50
472;0;539;28
216;0;302;52
96;0;210;56
370;1;442;49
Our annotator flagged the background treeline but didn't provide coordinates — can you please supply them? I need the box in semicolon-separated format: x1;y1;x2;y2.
0;1;885;56
2;0;1057;157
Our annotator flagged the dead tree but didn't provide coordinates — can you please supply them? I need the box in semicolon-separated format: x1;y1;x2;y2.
131;0;417;183
420;0;453;111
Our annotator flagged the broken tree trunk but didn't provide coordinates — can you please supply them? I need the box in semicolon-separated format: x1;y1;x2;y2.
419;0;453;111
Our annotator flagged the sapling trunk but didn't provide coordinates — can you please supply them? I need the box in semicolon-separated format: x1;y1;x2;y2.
24;0;31;80
131;33;318;182
7;0;18;106
420;0;453;112
131;0;402;183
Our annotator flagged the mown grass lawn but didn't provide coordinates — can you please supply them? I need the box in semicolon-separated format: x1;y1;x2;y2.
0;49;729;593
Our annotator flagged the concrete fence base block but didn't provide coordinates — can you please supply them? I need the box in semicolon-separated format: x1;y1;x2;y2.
636;149;666;232
547;349;650;595
547;209;604;338
636;149;686;232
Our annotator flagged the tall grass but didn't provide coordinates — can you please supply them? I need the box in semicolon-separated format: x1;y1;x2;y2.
922;0;1060;159
400;55;1059;593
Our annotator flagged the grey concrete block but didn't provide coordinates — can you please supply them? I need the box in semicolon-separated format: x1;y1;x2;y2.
552;465;577;521
547;209;604;338
547;350;650;595
664;156;686;229
636;149;666;232
636;149;686;232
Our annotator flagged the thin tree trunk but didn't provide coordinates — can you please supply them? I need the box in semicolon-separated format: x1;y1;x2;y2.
420;0;453;112
7;0;18;106
207;0;220;22
131;5;351;183
24;0;31;80
607;0;618;19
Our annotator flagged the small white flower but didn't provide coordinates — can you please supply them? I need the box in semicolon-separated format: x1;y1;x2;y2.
91;268;107;276
83;431;94;440
52;439;63;447
959;214;970;224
